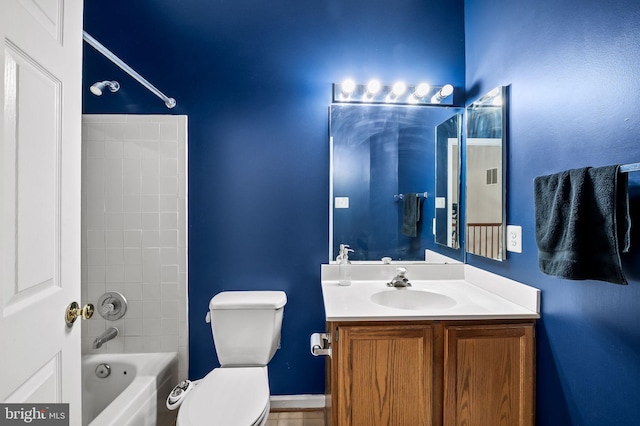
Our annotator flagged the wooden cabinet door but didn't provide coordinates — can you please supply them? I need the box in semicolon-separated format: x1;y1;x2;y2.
443;324;535;426
336;324;440;426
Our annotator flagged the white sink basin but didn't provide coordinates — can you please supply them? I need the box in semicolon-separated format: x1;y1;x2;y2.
370;289;457;311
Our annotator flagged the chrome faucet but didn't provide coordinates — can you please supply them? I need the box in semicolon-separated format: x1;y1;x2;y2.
387;267;411;288
93;327;119;349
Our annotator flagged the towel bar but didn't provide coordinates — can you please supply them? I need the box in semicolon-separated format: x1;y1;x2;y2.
620;163;640;173
394;192;428;201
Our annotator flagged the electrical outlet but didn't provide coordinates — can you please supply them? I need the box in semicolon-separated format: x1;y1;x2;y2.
506;225;522;253
335;197;349;209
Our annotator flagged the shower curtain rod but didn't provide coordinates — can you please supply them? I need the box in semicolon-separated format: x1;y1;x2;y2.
82;31;176;109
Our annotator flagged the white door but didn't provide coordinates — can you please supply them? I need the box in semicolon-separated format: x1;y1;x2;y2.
0;0;84;423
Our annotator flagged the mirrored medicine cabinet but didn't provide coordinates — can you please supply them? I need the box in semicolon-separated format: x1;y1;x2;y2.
434;114;462;250
329;104;464;263
329;85;508;264
465;86;507;261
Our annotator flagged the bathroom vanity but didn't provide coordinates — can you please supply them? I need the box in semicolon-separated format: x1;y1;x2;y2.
320;264;539;426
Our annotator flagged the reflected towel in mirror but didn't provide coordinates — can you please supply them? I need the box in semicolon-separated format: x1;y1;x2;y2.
401;193;421;237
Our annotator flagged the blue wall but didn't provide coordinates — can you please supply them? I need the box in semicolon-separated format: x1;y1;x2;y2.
83;1;640;422
465;0;640;424
83;0;465;395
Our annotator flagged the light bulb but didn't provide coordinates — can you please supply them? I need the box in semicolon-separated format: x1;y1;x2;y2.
487;87;500;98
440;84;454;97
342;79;356;95
487;87;502;106
385;81;407;103
413;83;430;98
392;81;407;97
367;79;381;95
431;84;454;103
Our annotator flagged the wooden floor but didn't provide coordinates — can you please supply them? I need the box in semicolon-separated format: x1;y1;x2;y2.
170;409;325;425
266;410;325;426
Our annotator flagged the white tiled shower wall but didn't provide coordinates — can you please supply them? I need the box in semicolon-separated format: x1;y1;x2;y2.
81;115;188;379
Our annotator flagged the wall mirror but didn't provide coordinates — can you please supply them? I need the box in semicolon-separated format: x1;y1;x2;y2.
330;104;464;262
465;86;507;260
434;114;461;249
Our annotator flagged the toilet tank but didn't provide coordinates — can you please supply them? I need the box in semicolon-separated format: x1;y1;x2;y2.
208;291;287;366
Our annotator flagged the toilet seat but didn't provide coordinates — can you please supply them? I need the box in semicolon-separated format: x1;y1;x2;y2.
177;367;270;426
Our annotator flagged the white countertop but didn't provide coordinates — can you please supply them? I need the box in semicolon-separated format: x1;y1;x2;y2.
321;264;540;322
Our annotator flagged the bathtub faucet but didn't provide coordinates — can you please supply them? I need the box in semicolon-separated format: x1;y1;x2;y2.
93;327;119;349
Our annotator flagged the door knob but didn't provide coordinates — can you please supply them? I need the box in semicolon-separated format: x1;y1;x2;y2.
65;302;94;327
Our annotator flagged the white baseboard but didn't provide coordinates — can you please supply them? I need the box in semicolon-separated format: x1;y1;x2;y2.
270;394;326;410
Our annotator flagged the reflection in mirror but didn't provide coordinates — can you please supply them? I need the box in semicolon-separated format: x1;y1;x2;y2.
435;114;461;249
465;86;506;260
330;104;464;262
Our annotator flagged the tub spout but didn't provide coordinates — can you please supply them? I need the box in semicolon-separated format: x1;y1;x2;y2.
93;327;119;349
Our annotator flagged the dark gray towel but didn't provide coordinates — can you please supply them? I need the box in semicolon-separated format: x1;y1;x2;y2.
534;165;630;285
401;193;421;237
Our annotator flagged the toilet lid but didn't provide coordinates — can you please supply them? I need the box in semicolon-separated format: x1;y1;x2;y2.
177;367;269;426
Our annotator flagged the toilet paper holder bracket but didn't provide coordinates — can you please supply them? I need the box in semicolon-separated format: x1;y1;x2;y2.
310;333;332;357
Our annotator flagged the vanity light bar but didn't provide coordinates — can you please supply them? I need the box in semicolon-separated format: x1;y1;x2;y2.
333;80;454;106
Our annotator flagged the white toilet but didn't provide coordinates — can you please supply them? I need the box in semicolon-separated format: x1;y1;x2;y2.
176;290;287;426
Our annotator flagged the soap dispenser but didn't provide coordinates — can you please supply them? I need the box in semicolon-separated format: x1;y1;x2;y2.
337;244;354;286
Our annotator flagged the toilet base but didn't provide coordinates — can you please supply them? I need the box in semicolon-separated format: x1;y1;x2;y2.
175;367;271;426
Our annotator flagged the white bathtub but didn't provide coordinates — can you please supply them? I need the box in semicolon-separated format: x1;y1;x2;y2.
82;353;179;426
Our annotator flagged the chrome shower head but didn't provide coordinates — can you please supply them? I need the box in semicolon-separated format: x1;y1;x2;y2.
90;80;120;96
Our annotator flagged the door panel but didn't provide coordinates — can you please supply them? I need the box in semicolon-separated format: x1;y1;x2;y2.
336;325;437;426
17;0;64;42
4;40;60;300
5;354;62;403
443;324;535;426
0;0;83;423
